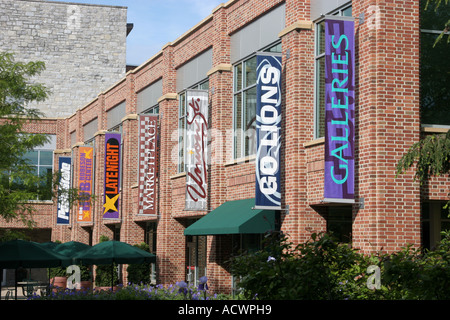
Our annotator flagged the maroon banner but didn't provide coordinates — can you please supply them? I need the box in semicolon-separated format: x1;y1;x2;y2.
138;115;158;215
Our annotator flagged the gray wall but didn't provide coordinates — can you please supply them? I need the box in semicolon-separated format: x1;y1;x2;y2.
230;3;285;63
0;0;128;117
310;0;351;21
176;48;212;92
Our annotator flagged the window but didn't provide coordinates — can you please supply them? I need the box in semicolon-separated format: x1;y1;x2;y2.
314;5;352;138
186;234;207;287
420;2;450;126
421;201;450;250
326;206;352;243
143;104;159;115
233;42;282;159
178;80;209;173
9;148;54;201
145;222;158;284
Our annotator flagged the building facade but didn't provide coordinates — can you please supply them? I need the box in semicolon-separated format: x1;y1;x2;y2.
1;0;449;294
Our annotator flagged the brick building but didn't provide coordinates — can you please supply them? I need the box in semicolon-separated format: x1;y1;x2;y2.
1;0;449;294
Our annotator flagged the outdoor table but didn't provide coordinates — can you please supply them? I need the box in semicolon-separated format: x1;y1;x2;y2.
17;280;44;297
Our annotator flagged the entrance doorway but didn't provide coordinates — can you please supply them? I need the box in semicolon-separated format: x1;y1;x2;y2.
185;235;206;287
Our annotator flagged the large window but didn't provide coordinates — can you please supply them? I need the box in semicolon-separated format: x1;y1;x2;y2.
7;137;56;201
420;1;450;126
23;149;53;200
178;80;209;173
233;42;282;159
314;5;352;139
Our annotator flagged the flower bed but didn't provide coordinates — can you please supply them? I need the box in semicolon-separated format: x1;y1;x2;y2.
30;278;231;300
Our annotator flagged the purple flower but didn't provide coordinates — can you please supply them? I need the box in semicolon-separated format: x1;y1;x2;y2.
198;276;208;291
176;281;188;295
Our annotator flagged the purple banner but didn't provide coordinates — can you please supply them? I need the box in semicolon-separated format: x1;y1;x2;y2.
103;132;121;219
324;17;355;202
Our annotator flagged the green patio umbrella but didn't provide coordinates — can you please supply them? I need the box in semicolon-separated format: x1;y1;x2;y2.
73;240;156;290
0;239;70;269
38;241;60;250
0;240;71;300
73;240;156;266
53;241;91;266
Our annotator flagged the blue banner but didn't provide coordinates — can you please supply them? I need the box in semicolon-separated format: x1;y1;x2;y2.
255;53;282;209
57;156;72;225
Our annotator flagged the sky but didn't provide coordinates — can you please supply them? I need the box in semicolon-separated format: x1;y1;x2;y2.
49;0;225;66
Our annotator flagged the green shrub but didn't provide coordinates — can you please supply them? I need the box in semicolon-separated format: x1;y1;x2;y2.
126;242;152;285
230;231;450;300
230;231;370;300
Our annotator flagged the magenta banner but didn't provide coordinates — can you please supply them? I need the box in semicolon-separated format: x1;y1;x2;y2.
324;17;355;202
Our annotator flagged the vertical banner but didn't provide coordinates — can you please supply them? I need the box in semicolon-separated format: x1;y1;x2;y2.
324;17;355;202
103;133;121;219
185;89;208;211
56;156;71;225
138;115;158;216
255;52;282;210
77;146;93;223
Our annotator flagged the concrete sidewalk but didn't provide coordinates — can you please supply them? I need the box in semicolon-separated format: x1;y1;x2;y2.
1;286;27;300
1;285;49;300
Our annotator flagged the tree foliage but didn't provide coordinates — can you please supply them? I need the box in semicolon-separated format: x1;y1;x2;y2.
425;0;450;46
396;130;450;183
0;52;50;227
230;231;450;300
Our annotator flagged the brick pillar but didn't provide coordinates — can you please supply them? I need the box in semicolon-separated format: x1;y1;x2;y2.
352;0;421;253
156;44;186;286
204;4;235;295
280;1;327;246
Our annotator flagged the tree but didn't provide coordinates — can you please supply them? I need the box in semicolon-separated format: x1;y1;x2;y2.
398;1;450;209
0;52;52;228
396;130;450;183
396;130;450;215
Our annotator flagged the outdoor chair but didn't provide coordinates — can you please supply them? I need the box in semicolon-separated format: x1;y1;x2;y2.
22;283;36;298
5;288;15;300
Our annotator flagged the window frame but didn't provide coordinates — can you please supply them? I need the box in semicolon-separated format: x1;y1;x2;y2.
29;149;54;201
177;79;209;173
232;41;282;160
421;201;450;250
419;23;450;128
314;3;352;139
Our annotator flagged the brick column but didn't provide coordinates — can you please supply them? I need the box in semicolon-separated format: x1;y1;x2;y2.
156;44;186;286
352;0;421;253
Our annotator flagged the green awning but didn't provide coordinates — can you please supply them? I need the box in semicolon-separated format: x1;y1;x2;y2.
184;198;276;236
